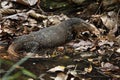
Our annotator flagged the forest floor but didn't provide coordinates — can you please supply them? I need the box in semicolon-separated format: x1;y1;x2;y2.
0;0;120;80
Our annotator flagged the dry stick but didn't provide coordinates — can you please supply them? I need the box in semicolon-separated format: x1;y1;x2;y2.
95;2;102;15
2;53;33;80
116;9;120;30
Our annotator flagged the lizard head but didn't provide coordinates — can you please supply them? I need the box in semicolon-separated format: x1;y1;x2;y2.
66;18;100;36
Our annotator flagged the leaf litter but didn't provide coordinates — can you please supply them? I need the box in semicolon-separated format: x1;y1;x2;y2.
0;0;120;80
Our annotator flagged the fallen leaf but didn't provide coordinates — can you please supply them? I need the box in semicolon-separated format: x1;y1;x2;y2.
116;48;120;53
4;13;28;20
100;11;119;34
98;40;114;47
0;9;18;15
48;66;65;72
0;25;2;33
116;35;120;46
84;64;93;73
73;40;93;51
12;0;38;6
54;72;66;80
101;62;119;71
27;10;47;20
1;1;13;9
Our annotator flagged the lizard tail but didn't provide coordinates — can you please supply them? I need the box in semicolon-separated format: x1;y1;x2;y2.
7;43;19;57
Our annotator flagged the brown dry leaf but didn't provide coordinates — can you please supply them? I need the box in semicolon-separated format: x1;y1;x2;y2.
42;14;68;28
98;40;114;47
54;72;66;80
0;46;5;51
71;0;85;5
57;46;64;52
0;9;18;15
0;53;10;59
1;20;12;34
48;16;62;25
26;0;38;6
88;23;100;36
84;64;93;73
101;62;119;71
100;11;119;34
0;13;2;21
47;66;65;72
4;13;28;20
1;0;13;9
12;0;38;6
66;70;80;80
0;41;8;53
47;14;69;25
102;0;119;7
97;49;105;55
27;10;47;20
73;40;93;51
3;27;13;34
23;18;37;28
116;48;120;53
0;25;2;33
116;35;120;46
80;52;94;58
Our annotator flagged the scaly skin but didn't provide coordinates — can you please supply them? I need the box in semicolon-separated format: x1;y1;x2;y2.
8;18;100;57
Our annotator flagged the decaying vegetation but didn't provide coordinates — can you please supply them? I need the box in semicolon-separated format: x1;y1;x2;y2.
0;0;120;80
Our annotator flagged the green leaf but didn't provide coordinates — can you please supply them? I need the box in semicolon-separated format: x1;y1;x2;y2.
2;71;22;80
22;68;36;79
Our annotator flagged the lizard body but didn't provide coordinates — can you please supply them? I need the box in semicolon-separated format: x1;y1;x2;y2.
8;18;99;56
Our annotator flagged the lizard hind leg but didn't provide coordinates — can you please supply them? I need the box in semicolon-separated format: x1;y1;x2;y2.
23;41;40;54
7;41;40;59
